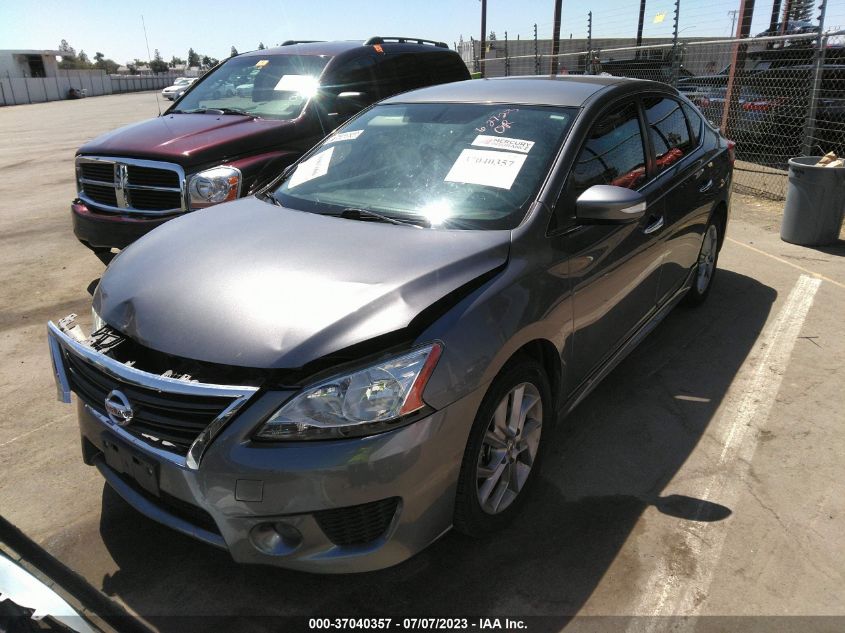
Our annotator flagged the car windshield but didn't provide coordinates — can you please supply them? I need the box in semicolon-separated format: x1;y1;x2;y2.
271;103;576;230
172;54;331;119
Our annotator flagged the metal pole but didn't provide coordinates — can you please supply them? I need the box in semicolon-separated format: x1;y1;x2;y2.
779;0;792;34
0;76;7;106
504;31;510;76
721;0;756;134
636;0;647;57
767;0;782;33
480;0;487;77
801;0;828;156
671;0;681;85
587;12;593;74
534;24;540;75
550;0;563;75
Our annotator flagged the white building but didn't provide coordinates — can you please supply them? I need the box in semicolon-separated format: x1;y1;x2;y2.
0;50;61;78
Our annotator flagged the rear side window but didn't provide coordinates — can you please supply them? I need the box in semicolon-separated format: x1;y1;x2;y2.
643;96;693;173
569;101;647;195
681;102;702;146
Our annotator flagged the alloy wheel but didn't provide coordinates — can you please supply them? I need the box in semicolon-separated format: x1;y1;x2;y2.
476;382;543;514
696;224;719;294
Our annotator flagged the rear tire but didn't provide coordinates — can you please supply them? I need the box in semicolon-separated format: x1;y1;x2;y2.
683;218;721;307
453;358;552;537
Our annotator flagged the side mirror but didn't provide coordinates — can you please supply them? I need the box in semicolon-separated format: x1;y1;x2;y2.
576;185;646;223
332;91;370;117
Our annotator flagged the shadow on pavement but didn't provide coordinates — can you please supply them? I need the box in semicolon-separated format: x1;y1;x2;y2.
94;269;775;629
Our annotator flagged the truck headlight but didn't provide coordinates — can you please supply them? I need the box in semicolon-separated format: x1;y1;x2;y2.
188;166;241;208
254;343;442;441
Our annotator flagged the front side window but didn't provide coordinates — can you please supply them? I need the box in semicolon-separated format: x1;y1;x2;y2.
171;54;331;120
569;101;647;196
644;96;693;173
271;103;576;230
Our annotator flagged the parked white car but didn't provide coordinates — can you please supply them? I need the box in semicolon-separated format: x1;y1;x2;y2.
162;78;197;101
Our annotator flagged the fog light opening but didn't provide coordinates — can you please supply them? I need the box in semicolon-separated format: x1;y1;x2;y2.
250;522;302;555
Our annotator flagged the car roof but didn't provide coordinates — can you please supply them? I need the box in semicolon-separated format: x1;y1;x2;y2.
238;40;455;58
382;75;668;107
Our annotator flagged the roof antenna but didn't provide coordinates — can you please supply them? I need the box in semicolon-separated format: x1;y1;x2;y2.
141;14;162;116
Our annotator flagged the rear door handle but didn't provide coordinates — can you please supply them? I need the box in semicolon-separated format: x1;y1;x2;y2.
643;215;664;235
699;179;714;193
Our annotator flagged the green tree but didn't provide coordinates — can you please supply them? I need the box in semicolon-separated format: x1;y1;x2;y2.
187;47;200;67
77;50;91;67
787;0;815;23
169;55;184;68
150;48;168;73
230;46;239;57
57;39;78;68
94;51;104;63
257;42;266;50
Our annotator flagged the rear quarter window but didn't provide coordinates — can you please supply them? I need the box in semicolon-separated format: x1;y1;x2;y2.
643;96;694;174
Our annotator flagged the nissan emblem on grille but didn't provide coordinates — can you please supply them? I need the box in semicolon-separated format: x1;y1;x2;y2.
114;163;129;208
104;389;133;426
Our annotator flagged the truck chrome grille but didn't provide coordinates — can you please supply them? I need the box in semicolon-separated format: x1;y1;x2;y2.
76;156;186;215
64;350;236;454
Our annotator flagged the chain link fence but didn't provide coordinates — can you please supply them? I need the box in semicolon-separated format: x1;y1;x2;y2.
460;30;844;200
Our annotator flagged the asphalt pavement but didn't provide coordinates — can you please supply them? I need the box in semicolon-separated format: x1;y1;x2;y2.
1;92;843;631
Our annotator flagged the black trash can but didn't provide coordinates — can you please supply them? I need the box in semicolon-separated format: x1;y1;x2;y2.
781;156;845;246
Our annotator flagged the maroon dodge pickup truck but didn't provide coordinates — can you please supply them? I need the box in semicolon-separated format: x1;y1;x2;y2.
72;37;469;262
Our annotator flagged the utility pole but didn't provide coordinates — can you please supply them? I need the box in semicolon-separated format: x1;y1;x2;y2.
587;11;593;73
636;0;647;57
550;0;563;75
534;23;540;75
480;0;487;77
721;0;756;133
767;0;782;33
728;9;739;35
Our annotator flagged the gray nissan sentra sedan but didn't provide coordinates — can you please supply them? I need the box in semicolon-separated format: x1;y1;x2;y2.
48;76;733;573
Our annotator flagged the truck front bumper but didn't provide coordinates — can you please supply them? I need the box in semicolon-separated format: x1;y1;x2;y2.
71;200;178;252
48;320;481;573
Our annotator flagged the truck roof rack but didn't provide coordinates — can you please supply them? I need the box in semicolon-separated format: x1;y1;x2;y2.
281;40;324;46
364;37;449;49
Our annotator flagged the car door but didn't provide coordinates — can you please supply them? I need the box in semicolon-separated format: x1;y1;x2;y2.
552;98;666;391
642;95;715;303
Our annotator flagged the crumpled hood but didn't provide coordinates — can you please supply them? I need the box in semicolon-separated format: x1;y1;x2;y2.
77;114;294;167
94;198;511;368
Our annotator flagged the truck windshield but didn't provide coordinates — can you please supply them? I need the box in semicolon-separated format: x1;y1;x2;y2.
271;103;576;230
172;54;331;120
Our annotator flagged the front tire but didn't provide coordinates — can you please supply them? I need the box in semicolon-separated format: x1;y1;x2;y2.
683;219;721;307
454;358;552;537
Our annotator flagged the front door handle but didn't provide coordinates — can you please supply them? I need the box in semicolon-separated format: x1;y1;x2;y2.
699;179;714;193
643;215;664;235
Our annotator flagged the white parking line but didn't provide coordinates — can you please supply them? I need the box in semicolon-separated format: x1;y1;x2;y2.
0;421;58;449
628;274;822;627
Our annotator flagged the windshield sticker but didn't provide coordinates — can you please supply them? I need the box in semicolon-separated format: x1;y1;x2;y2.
444;149;527;190
471;135;535;154
274;74;319;92
254;59;269;68
288;147;334;188
325;130;363;144
475;108;519;134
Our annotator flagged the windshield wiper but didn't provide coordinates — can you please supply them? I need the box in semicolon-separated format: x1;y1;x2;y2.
340;208;428;228
170;107;254;116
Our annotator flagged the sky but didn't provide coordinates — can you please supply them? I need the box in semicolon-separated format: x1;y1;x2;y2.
1;0;840;65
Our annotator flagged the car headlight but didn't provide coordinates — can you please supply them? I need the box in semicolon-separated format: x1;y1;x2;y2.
188;166;241;208
254;343;442;441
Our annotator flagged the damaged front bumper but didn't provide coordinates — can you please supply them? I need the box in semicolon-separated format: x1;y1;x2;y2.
47;317;480;572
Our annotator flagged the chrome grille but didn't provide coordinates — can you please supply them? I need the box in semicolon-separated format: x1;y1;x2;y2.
76;156;186;215
64;350;236;454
